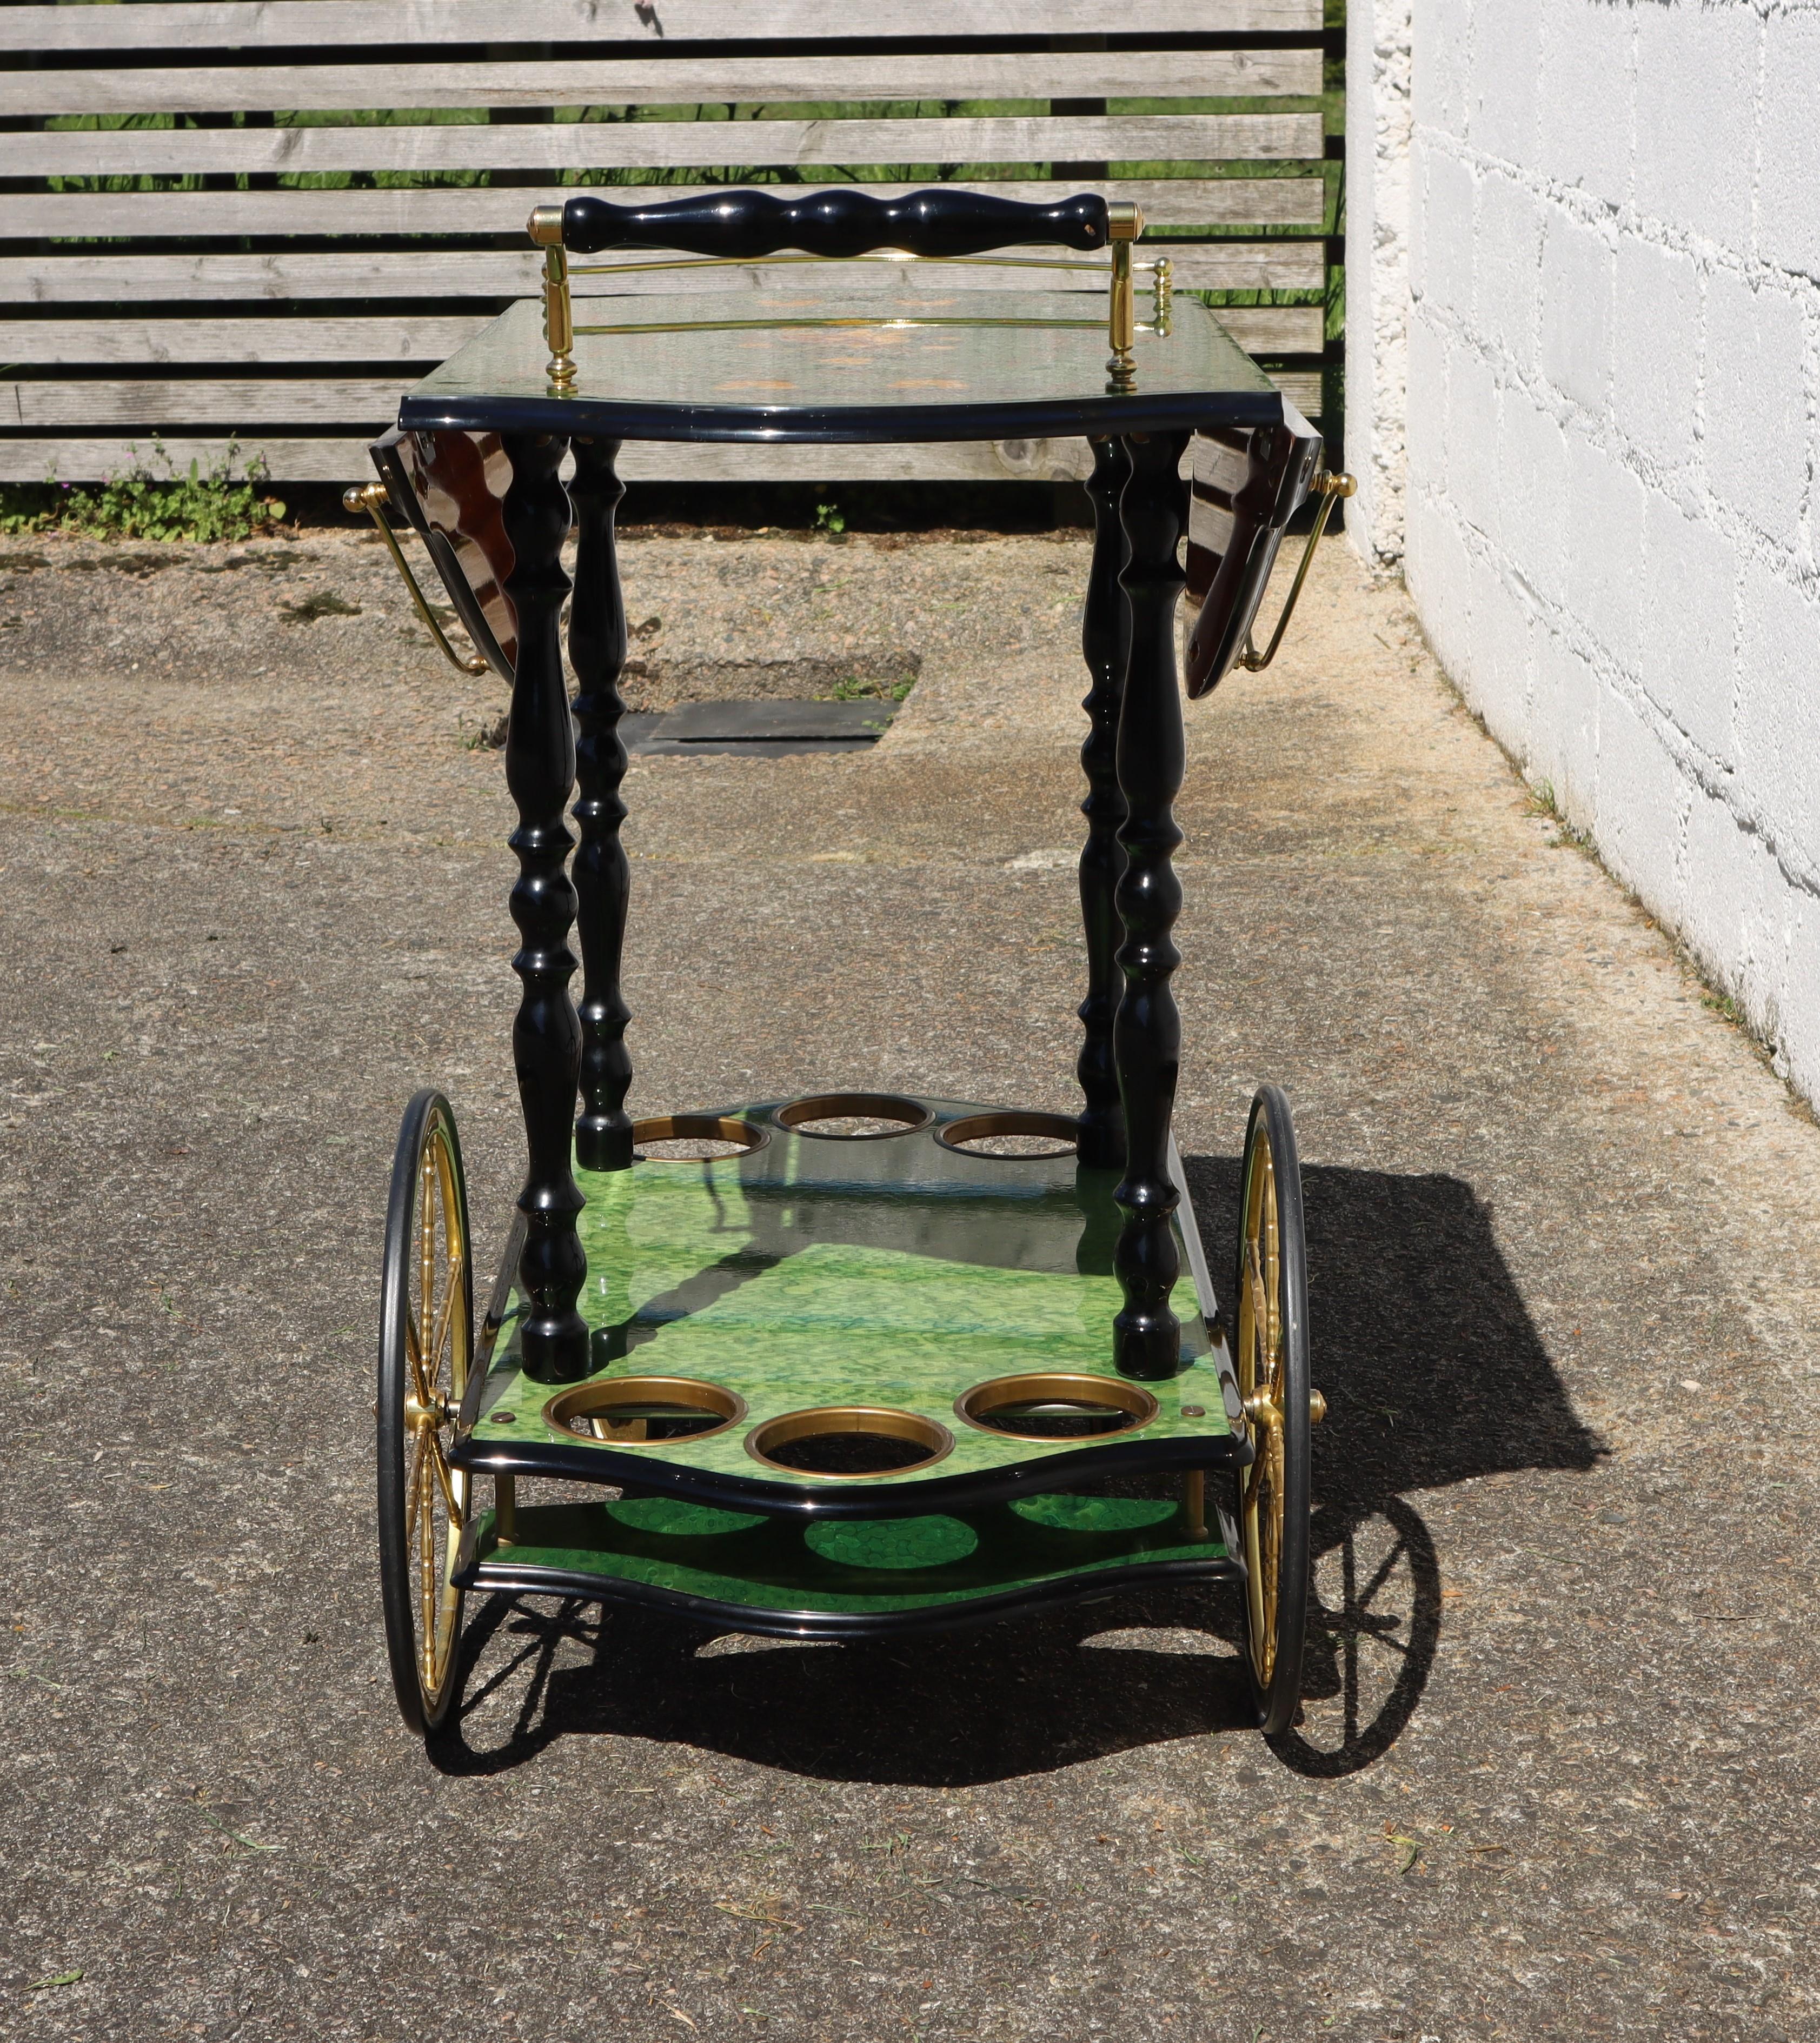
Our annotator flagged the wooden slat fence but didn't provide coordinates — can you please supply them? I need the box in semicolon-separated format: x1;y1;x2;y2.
0;0;1339;486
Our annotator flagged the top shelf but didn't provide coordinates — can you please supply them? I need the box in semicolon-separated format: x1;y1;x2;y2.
397;292;1289;446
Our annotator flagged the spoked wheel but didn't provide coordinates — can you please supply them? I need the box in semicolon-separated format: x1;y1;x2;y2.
1233;1083;1322;1736
378;1090;474;1735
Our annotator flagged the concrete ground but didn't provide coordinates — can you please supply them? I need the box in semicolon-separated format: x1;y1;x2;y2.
2;523;1817;2042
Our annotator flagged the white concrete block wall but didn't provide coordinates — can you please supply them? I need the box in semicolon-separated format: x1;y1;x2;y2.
1344;0;1414;559
1349;0;1820;1101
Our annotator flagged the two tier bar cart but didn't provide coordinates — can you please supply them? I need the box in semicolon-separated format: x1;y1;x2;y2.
351;188;1347;1744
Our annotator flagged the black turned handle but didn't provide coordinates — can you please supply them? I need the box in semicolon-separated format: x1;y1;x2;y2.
553;186;1110;259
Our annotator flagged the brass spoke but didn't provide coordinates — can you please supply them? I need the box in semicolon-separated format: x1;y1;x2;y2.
426;1428;463;1528
1245;1241;1274;1407
403;1308;431;1408
417;1145;436;1347
403;1428;428;1551
430;1249;464;1391
417;1443;436;1667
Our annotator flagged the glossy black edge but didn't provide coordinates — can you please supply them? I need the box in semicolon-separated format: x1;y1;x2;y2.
369;428;429;537
1181;409;1324;702
562;186;1110;259
396;391;1290;447
368;428;514;683
454;1551;1240;1642
455;1211;527;1436
1273;397;1323;517
448;1426;1246;1519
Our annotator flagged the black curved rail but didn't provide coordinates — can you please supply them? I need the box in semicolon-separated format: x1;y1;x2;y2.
559;186;1110;259
457;1550;1240;1644
450;1421;1245;1521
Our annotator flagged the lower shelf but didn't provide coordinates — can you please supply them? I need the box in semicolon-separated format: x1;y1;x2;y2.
456;1490;1239;1641
457;1093;1240;1516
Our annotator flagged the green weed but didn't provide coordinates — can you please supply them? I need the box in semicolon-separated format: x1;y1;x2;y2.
828;674;914;702
813;501;848;536
1525;776;1593;853
0;438;285;544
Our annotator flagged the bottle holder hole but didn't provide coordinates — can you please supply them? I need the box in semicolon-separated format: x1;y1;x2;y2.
543;1375;747;1445
955;1372;1159;1441
746;1406;953;1479
935;1110;1080;1160
772;1093;935;1140
632;1114;768;1162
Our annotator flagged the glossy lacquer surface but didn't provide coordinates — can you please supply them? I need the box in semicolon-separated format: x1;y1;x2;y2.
459;1097;1238;1516
398;292;1284;444
462;1489;1230;1636
560;185;1110;259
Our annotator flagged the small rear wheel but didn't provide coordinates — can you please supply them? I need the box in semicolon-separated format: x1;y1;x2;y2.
1233;1083;1317;1736
377;1090;474;1735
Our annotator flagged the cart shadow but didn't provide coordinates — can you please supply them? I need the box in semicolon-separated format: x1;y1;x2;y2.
434;1583;1261;1785
1185;1152;1602;1778
429;1158;1596;1784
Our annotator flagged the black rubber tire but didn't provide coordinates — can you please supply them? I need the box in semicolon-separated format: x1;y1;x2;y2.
377;1089;474;1736
1233;1083;1313;1738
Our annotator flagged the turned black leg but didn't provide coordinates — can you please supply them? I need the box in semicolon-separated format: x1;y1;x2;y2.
568;436;634;1173
501;431;589;1383
1076;434;1132;1172
1111;429;1192;1380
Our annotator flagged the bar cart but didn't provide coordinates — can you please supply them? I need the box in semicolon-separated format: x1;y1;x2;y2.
349;188;1347;1744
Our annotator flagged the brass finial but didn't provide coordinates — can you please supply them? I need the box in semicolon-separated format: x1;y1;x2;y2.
543;245;577;392
1105;202;1146;392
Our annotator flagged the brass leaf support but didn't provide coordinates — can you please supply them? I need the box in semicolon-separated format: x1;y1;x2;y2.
1236;469;1358;674
341;480;490;676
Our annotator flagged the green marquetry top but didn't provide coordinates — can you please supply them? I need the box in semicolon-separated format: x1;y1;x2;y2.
469;1097;1239;1493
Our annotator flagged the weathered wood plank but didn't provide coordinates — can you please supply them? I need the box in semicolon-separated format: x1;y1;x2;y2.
3;113;1325;178
0;241;1322;315
14;51;1325;117
0;434;1101;484
0;251;540;307
1;381;402;430
1;2;1326;57
0;317;495;367
1208;305;1324;351
0;438;362;484
6;177;1330;239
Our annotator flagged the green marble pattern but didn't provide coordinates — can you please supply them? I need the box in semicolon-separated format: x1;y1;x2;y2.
474;1098;1235;1490
470;1491;1230;1618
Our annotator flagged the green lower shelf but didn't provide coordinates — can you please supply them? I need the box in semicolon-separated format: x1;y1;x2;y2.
464;1095;1239;1502
461;1489;1233;1628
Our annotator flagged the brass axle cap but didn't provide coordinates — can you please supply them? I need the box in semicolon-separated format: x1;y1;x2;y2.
1241;1387;1329;1428
404;1386;455;1433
